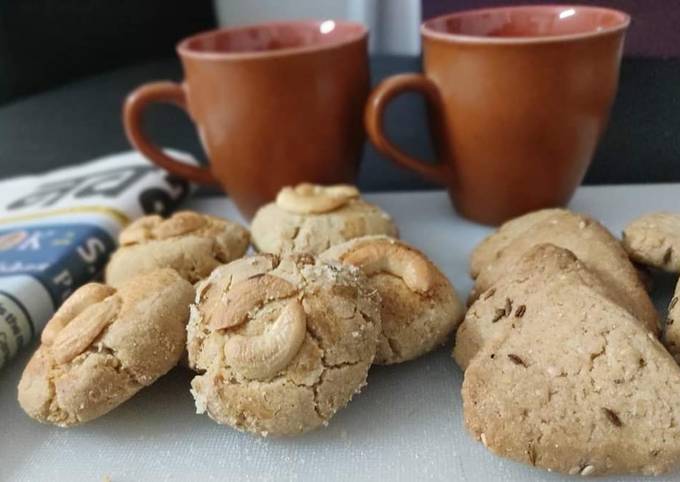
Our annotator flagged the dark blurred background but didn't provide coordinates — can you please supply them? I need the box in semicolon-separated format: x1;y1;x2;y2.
0;0;678;188
0;0;215;104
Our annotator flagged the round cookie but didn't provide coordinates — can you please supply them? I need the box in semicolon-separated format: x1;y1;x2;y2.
623;212;680;273
321;236;465;364
105;211;249;286
187;253;381;436
250;183;398;255
18;269;193;427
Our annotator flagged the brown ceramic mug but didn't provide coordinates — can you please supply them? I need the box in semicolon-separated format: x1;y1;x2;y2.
365;6;629;225
124;20;369;218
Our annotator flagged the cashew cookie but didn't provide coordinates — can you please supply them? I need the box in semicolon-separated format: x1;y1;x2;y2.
250;183;398;255
187;253;382;436
469;208;658;333
321;236;465;364
18;269;193;427
623;212;680;273
105;211;249;286
460;244;680;476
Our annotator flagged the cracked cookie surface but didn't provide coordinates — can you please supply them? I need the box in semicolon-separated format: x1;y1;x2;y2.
105;211;249;286
250;183;397;255
469;208;658;333
18;269;193;427
623;212;680;273
187;253;381;436
321;236;465;364
460;245;680;476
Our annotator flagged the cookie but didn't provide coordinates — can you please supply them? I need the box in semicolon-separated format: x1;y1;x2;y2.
461;245;680;476
250;183;398;255
18;269;193;427
469;208;563;279
321;236;464;364
469;208;658;333
105;211;249;286
455;244;632;369
187;253;381;436
665;280;680;362
623;212;680;272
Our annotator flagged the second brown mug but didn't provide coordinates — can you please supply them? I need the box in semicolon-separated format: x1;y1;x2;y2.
365;5;630;225
124;20;369;218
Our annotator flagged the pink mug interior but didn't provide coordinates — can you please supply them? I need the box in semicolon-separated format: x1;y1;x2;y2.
178;20;367;57
423;5;630;41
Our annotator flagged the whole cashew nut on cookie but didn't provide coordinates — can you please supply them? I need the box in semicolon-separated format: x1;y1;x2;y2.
223;298;307;380
213;274;307;380
276;183;360;214
341;242;434;293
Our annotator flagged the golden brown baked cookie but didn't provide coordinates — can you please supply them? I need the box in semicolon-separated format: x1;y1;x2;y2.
18;269;193;427
321;236;464;364
105;211;249;286
665;280;680;362
250;183;398;255
455;244;633;369
623;212;680;273
461;244;680;476
187;253;381;436
469;208;658;333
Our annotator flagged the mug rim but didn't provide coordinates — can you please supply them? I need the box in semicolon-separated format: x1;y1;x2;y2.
421;5;630;45
177;19;368;60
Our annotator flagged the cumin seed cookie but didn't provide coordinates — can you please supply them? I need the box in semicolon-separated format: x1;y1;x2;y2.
18;269;193;427
460;244;680;476
623;212;680;273
321;235;464;364
187;253;381;436
455;244;628;370
250;183;398;255
469;208;658;333
105;211;249;286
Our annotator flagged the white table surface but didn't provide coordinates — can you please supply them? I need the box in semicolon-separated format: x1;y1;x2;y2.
2;185;680;482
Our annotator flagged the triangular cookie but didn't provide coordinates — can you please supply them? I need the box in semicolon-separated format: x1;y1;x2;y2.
461;245;680;476
469;209;658;333
455;244;624;369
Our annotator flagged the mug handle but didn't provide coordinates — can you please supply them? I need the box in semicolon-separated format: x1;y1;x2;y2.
365;73;451;184
123;81;217;184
